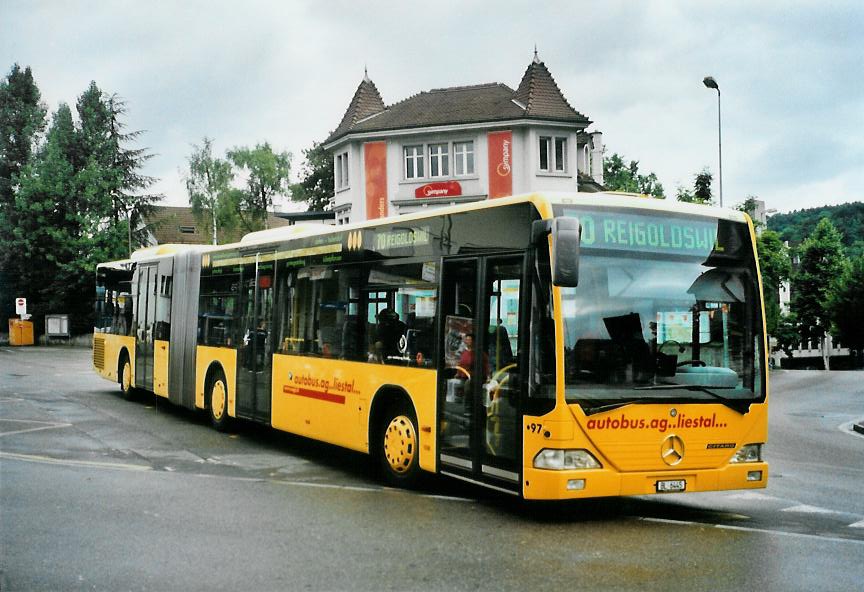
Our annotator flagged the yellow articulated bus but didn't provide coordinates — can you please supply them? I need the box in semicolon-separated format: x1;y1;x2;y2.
93;191;768;499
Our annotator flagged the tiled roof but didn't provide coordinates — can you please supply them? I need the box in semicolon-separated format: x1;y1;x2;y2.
346;83;525;136
144;206;291;245
326;58;590;145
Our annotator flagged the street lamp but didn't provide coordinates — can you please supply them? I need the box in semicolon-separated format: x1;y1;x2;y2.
703;76;723;207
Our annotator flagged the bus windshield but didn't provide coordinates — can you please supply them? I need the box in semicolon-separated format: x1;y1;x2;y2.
554;208;765;414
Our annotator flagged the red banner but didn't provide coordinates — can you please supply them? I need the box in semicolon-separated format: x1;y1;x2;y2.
364;142;388;219
414;180;462;199
488;130;513;199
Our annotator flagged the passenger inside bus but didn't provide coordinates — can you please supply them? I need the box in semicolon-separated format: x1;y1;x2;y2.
371;308;406;363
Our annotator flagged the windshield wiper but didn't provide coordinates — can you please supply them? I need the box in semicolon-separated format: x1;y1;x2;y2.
635;383;727;399
581;398;664;415
581;385;750;415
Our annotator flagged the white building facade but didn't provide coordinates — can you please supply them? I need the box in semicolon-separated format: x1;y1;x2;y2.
324;54;605;224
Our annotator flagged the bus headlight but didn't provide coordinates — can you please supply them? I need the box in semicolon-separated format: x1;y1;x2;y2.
730;443;763;463
533;449;602;470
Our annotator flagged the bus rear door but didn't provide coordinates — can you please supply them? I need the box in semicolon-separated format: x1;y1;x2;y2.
134;263;158;392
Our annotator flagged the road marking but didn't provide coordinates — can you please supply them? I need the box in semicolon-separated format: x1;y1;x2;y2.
278;480;384;493
726;492;784;502
781;504;844;515
638;516;864;545
0;448;473;502
0;418;72;437
849;520;864;529
839;420;864;440
0;451;151;472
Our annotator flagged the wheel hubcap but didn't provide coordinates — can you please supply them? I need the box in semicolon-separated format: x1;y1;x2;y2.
383;415;416;474
122;362;131;392
211;380;226;420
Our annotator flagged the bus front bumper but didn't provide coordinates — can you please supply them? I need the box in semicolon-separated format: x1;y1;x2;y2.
522;461;768;500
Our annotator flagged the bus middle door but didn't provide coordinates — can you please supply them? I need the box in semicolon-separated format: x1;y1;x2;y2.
236;251;276;421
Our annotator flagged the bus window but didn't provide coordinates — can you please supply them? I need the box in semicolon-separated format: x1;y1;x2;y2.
283;265;363;360
95;264;133;336
198;264;241;347
365;261;438;366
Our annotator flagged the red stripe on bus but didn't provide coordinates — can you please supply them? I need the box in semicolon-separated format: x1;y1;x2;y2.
283;385;346;405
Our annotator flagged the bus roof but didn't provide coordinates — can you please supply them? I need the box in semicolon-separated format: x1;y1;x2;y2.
238;191;748;247
111;192;749;263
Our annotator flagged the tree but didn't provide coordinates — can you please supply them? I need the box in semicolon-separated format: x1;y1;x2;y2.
767;202;864;252
792;218;847;370
2;71;161;335
0;64;47;204
76;83;159;255
291;141;334;211
677;168;713;205
185;138;236;244
736;196;763;229
227;143;292;232
13;104;88;331
602;153;665;198
774;312;800;361
829;255;864;364
0;63;47;322
755;229;792;336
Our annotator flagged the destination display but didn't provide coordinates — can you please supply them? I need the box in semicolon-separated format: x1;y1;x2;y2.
557;208;723;256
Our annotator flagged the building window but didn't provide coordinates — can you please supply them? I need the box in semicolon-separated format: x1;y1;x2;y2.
335;208;351;225
555;138;567;172
404;145;425;179
428;143;449;178
539;135;568;173
454;141;474;176
335;152;349;191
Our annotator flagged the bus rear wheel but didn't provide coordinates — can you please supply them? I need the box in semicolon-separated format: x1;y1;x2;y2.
119;354;134;401
377;401;421;488
208;371;232;432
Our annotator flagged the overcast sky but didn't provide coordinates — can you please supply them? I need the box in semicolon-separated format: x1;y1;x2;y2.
2;1;862;214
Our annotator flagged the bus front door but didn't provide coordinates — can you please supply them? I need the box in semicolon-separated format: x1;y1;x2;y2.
236;252;275;421
438;255;524;493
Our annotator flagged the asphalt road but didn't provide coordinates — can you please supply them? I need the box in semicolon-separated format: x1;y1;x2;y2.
1;347;863;591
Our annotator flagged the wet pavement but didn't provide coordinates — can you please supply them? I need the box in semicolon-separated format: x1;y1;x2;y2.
2;347;863;591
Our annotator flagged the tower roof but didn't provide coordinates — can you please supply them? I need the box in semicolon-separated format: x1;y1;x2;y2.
326;75;386;144
513;57;588;121
325;56;589;146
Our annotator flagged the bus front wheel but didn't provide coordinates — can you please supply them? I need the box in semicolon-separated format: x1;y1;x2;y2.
207;370;232;432
377;401;421;488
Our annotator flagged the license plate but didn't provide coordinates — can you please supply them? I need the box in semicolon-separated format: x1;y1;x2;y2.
656;479;686;493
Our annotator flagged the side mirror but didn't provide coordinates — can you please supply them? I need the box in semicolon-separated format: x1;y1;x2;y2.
532;217;580;287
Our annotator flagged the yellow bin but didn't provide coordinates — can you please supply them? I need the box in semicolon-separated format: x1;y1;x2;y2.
9;319;34;346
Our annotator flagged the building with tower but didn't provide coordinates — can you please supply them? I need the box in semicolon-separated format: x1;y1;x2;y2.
323;52;605;224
